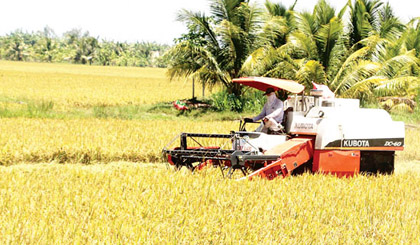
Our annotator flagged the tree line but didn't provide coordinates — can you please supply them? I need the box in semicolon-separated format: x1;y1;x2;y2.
167;0;420;108
0;27;170;67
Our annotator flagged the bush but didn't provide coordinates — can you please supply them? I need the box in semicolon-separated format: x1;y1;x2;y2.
210;90;265;112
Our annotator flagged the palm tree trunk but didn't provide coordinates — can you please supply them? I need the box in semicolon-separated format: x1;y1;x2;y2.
227;82;242;96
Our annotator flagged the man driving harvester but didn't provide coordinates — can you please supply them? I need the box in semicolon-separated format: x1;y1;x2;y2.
244;87;284;134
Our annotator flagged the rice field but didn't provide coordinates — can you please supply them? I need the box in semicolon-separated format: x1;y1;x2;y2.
0;117;418;165
0;60;211;110
0;117;236;164
0;61;419;243
0;163;419;243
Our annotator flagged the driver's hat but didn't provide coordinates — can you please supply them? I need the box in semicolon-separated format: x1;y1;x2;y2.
263;87;275;95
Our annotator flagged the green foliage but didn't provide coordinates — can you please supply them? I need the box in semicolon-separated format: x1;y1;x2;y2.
210;89;265;112
243;0;420;105
166;0;263;96
0;100;56;118
0;28;170;67
296;60;327;89
211;90;244;112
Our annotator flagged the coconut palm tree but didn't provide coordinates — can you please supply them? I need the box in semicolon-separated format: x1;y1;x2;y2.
244;0;419;105
349;0;383;47
403;18;420;57
244;0;348;88
260;0;296;48
339;6;419;102
166;0;262;95
34;26;58;62
4;31;27;61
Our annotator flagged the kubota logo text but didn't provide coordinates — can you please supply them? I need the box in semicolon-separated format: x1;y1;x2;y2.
343;140;370;147
295;123;314;130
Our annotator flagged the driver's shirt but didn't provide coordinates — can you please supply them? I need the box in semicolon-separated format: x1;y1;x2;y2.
253;98;284;123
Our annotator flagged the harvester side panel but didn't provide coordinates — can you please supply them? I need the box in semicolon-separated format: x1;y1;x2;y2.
247;137;314;180
312;150;360;177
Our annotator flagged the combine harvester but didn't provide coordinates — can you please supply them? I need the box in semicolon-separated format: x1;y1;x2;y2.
163;77;405;180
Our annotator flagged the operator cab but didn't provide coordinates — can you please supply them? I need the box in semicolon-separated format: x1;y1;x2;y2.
283;88;359;135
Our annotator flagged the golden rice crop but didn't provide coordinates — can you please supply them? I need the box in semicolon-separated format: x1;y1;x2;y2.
0;163;419;244
401;126;420;161
0;117;236;165
0;117;418;165
0;60;212;110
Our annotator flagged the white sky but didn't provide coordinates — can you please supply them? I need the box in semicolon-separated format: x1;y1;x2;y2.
0;0;418;45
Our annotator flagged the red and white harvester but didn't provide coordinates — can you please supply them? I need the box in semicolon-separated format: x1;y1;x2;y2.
163;77;405;180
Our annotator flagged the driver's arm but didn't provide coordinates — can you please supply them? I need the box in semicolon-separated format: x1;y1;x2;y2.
253;104;267;122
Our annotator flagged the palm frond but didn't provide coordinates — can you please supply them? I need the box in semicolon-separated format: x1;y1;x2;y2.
211;0;246;23
195;64;231;88
401;23;420;55
264;0;297;18
296;60;327;88
287;31;318;59
340;76;386;99
264;0;287;17
377;50;420;78
363;0;383;31
379;17;405;42
313;0;336;29
177;9;220;49
330;46;371;88
240;47;267;75
293;12;316;37
359;34;392;63
374;76;420;97
326;35;349;79
333;60;381;94
260;16;289;47
235;0;263;34
242;46;294;76
315;17;344;68
337;0;351;19
166;41;228;87
263;59;299;80
349;0;375;46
